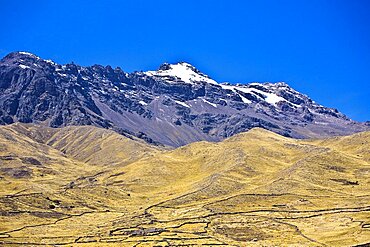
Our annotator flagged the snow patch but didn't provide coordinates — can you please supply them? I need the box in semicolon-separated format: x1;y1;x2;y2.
19;64;30;69
174;100;190;108
18;52;58;67
139;100;148;105
220;83;290;106
219;84;235;91
314;121;329;125
263;92;286;105
45;59;56;65
202;99;217;107
145;63;218;85
19;52;39;59
219;84;252;104
239;94;252;104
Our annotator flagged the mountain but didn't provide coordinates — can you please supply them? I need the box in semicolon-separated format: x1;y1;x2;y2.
0;123;369;246
0;51;368;146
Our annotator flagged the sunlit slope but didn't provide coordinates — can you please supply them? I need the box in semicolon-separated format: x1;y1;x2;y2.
6;123;162;166
101;128;370;246
107;127;366;199
0;124;109;239
0;123;162;245
0;124;96;194
0;125;369;246
310;131;370;161
103;128;305;196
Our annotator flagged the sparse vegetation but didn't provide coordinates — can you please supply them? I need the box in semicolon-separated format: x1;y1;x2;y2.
0;124;369;246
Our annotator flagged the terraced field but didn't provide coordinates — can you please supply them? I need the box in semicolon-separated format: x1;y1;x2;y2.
0;123;369;246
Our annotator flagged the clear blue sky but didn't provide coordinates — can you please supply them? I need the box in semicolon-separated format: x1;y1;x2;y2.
1;0;369;121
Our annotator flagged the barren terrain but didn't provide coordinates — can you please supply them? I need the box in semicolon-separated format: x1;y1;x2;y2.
0;123;369;246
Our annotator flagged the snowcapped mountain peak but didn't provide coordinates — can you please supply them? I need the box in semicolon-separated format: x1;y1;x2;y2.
159;61;193;69
274;81;289;87
17;51;40;58
145;62;218;85
2;51;57;66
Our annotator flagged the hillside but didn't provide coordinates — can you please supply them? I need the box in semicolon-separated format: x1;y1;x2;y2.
0;124;369;246
6;123;162;166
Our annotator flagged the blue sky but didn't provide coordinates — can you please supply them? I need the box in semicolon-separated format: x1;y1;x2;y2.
1;0;369;121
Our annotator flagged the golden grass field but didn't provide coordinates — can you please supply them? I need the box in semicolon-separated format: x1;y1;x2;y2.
0;123;369;246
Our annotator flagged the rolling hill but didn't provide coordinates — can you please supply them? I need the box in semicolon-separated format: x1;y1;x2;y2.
0;123;369;246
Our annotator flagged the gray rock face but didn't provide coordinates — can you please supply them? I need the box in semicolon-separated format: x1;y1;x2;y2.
0;52;368;146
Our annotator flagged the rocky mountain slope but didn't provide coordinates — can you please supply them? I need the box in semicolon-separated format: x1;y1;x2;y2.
0;52;368;146
0;123;369;246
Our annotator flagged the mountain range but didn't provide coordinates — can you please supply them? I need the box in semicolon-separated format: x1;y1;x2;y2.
0;51;368;146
